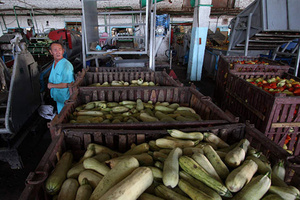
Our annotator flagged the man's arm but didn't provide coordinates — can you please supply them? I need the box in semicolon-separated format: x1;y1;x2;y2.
47;82;69;89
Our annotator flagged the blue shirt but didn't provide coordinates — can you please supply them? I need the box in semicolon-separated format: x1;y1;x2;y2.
48;58;74;104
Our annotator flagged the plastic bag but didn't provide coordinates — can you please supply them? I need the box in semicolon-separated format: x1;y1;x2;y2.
38;105;56;120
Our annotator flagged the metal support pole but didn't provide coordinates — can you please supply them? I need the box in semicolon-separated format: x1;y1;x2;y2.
82;16;86;68
227;17;239;55
245;13;253;56
295;42;300;77
149;12;154;70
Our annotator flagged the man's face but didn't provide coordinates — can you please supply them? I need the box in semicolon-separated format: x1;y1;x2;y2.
49;43;64;61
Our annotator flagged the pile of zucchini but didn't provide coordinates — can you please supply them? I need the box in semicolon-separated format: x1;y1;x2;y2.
88;78;157;87
45;130;300;200
69;99;202;124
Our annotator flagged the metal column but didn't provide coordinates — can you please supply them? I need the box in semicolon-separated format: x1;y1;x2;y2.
187;0;212;81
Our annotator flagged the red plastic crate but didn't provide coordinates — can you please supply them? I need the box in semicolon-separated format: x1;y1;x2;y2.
224;72;300;155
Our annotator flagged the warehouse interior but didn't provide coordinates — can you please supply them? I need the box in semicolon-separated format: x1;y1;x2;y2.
1;0;300;199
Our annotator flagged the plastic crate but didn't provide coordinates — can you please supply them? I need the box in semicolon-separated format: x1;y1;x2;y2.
224;72;300;156
20;123;299;200
215;55;290;107
49;86;238;139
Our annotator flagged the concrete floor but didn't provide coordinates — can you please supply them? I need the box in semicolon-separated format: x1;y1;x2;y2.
0;64;217;200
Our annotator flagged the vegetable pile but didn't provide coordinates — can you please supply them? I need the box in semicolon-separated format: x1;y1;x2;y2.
231;60;269;66
88;78;157;87
69;100;202;124
45;130;300;200
246;76;300;96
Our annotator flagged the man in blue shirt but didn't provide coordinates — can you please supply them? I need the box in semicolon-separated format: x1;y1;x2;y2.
48;42;74;113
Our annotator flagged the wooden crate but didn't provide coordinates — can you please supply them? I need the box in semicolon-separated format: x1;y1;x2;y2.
20;123;299;200
215;55;290;107
224;72;300;155
49;86;238;139
72;68;182;89
88;67;151;72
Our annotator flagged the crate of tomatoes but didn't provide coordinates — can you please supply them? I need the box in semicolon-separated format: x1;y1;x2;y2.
224;71;300;156
215;55;290;107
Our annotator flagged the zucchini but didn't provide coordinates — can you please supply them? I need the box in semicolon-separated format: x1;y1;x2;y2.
83;158;110;175
203;132;229;148
91;152;111;162
78;170;103;189
67;163;85;179
192;153;222;183
203;145;229;180
174;110;201;120
154;161;164;170
271;173;289;187
90;156;139;200
149;140;160;151
179;156;232;197
88;143;122;158
268;185;300;200
140;113;159;122
107;102;119;108
152;151;168;162
225;159;258;192
138;193;164;200
106;153;153;167
77;110;104;117
178;179;214;200
112;106;129;113
179;171;222;200
176;106;196;113
155;138;195;149
149;166;163;179
168;103;180;109
119;100;137;105
154;105;175;113
272;160;286;181
167;129;203;140
232;173;271;200
182;147;203;156
154;184;190;200
45;152;73;195
246;155;272;175
162;147;182;188
58;178;79;200
75;178;92;200
261;194;285;200
78;147;95;163
136;99;145;111
225;139;250;168
124;143;149;155
98;167;153;200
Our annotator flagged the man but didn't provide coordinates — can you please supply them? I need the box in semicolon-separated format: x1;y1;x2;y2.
48;42;74;113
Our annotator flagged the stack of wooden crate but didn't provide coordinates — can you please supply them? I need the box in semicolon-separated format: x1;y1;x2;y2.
19;66;300;199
